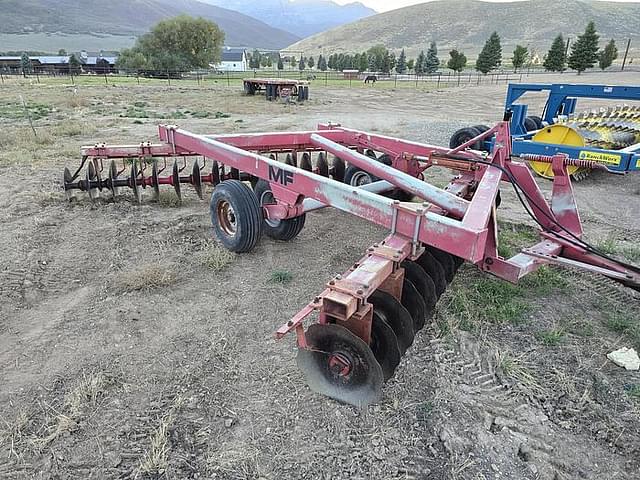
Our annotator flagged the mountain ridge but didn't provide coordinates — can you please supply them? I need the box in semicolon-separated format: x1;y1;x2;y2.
0;0;299;50
284;0;640;59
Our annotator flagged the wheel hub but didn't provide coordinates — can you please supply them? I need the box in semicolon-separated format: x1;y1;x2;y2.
217;200;237;235
328;352;353;377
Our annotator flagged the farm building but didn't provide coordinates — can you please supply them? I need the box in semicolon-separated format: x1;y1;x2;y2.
215;47;247;72
0;51;117;75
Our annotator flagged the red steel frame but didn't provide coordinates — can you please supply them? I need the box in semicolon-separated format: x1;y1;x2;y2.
79;122;640;348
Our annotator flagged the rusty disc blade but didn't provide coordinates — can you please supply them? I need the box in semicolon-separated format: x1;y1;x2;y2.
151;159;160;201
316;152;329;177
172;160;182;202
109;160;119;198
192;160;203;199
369;289;414;355
131;159;142;204
369;312;401;381
401;278;428;331
87;161;99;201
297;324;383;407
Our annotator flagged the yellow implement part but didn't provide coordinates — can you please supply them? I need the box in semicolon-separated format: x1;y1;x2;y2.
530;124;586;179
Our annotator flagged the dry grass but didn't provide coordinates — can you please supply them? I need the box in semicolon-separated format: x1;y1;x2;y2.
200;242;235;272
116;264;176;292
137;395;185;477
496;350;545;398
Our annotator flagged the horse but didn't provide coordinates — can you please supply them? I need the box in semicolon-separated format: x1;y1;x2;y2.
363;75;377;84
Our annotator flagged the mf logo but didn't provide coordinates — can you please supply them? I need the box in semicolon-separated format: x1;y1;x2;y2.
268;165;294;186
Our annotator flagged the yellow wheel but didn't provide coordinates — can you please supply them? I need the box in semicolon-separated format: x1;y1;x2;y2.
529;124;587;179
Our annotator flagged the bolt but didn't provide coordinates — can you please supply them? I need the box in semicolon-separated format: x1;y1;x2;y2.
422;202;429;208
373;243;379;247
393;254;399;259
287;320;294;327
416;209;423;215
356;289;364;295
393;200;400;205
363;284;369;290
368;247;374;252
397;250;403;254
627;274;633;279
336;274;342;280
329;280;335;285
485;258;494;265
314;296;321;303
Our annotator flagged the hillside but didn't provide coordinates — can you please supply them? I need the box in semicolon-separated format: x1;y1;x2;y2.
0;0;299;50
200;0;375;37
284;0;640;59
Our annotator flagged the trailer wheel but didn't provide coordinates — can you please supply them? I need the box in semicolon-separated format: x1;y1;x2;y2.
210;180;262;253
524;117;538;132
254;179;306;241
449;126;482;150
344;165;377;186
528;115;544;129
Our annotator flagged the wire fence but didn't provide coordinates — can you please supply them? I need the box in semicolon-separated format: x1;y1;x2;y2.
1;65;638;90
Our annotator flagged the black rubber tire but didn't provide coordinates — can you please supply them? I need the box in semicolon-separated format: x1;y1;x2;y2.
401;260;437;311
401;278;427;331
344;164;378;186
449;126;482;150
524;116;538;132
529;115;544;129
416;250;447;297
369;290;415;355
210;180;262;253
473;124;491;133
427;246;456;283
253;179;306;241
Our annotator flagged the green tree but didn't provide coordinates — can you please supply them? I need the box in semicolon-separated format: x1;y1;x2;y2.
424;42;439;73
598;39;618;70
68;54;82;75
447;49;467;73
396;48;407;74
20;52;31;77
367;45;392;72
58;48;67;55
476;31;502;74
290;56;297;68
318;54;327;71
407;58;415;71
415;50;425;74
543;34;567;72
568;21;600;74
359;52;368;72
277;56;284;70
117;15;223;75
512;45;528;72
307;56;315;69
298;56;306;71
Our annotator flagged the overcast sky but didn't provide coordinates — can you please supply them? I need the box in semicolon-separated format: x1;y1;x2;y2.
333;0;638;13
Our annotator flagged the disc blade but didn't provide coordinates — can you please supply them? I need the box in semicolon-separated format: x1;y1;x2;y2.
330;156;345;182
87;162;98;201
63;167;75;201
172;160;182;202
427;246;456;283
416;250;447;297
109;160;119;198
300;153;312;171
401;260;437;311
192;160;203;199
369;289;414;355
370;312;401;381
297;324;383;407
151;159;160;201
131;159;142;204
316;152;329;177
401;278;427;332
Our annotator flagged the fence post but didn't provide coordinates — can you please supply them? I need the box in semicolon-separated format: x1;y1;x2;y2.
136;72;140;85
71;73;75;85
104;72;108;85
325;71;327;86
1;72;4;84
167;70;170;86
227;71;230;86
349;76;352;88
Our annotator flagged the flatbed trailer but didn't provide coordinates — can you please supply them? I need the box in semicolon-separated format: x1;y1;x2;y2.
243;78;310;102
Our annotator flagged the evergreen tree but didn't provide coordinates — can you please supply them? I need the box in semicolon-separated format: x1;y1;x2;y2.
20;52;31;77
415;50;426;74
447;49;467;73
250;49;261;69
307;56;315;69
328;54;335;70
424;42;439;73
598;39;618;70
568;22;599;74
396;48;407;74
476;31;502;74
543;34;567;72
407;59;415;71
512;45;528;72
298;56;306;70
266;56;273;68
277;56;284;70
318;54;327;71
290;56;297;68
359;52;368;72
58;48;67;55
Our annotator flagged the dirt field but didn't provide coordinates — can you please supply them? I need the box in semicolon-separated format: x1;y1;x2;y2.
1;71;639;479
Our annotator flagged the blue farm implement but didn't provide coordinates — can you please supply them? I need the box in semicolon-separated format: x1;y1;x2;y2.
450;83;640;180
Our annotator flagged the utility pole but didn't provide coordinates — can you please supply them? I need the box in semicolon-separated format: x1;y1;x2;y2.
621;39;631;71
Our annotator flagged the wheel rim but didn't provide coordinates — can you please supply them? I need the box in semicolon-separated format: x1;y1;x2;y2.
259;190;281;228
350;170;372;186
217;200;237;236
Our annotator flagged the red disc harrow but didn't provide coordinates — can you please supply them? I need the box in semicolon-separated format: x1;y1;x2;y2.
63;120;640;407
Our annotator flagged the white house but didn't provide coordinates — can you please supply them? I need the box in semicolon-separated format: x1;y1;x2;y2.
215;47;247;72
